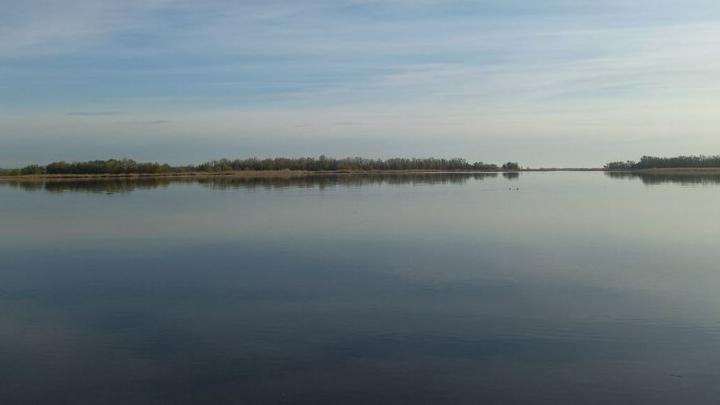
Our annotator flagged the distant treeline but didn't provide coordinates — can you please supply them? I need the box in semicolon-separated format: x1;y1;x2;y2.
0;157;521;176
604;155;720;170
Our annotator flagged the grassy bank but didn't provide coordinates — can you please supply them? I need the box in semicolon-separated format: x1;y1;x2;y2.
0;170;312;182
0;169;530;182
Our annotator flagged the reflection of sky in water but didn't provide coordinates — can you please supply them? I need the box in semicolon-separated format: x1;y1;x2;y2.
1;173;720;403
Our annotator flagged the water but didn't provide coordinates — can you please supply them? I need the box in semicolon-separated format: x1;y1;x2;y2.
1;172;720;404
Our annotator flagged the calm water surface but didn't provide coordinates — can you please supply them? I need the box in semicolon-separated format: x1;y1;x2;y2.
1;172;720;404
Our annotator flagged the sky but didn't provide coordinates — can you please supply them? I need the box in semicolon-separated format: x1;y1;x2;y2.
2;0;720;167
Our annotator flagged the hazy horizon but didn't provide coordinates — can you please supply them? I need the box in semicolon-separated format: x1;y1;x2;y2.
3;1;720;167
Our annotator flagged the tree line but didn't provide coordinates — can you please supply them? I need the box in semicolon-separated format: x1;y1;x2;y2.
604;155;720;170
0;157;521;176
0;159;175;176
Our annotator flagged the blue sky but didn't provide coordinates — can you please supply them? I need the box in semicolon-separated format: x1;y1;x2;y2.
2;0;720;166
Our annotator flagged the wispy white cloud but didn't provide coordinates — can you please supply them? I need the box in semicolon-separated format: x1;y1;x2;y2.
66;111;122;116
0;0;172;56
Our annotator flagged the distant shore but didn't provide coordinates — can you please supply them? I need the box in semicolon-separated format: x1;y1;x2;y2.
0;170;485;182
4;167;720;182
0;170;313;182
0;169;595;182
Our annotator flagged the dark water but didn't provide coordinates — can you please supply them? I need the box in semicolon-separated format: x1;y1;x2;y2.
2;172;720;404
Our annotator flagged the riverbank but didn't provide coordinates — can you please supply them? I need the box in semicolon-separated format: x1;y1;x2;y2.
5;167;720;181
0;170;313;182
0;169;524;182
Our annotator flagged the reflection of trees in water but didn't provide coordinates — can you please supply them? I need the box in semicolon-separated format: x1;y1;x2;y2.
5;179;173;194
197;173;499;190
605;171;720;185
502;172;519;180
6;181;45;192
2;173;507;193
